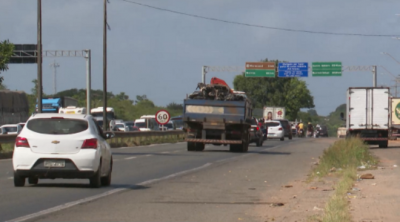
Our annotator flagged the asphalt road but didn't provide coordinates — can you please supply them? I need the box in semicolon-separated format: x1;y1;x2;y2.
0;137;334;222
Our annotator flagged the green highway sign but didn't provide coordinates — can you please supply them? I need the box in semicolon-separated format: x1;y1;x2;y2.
245;69;275;77
312;62;342;77
245;62;276;77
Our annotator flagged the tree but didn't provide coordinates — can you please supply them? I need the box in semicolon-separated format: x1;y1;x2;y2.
233;58;314;120
31;79;38;96
0;40;14;85
166;102;183;111
135;94;148;104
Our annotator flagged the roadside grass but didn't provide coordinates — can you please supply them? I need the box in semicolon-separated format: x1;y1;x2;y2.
0;143;14;153
308;138;378;222
322;168;356;222
311;137;377;178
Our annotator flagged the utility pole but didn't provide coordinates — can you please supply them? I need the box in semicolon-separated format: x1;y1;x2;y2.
85;50;91;113
50;60;59;95
37;0;43;113
372;66;377;87
103;0;108;130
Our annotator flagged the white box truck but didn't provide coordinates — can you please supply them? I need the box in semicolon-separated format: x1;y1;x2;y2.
346;87;390;148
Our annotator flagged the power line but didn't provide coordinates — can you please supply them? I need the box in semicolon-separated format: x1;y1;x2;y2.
119;0;400;38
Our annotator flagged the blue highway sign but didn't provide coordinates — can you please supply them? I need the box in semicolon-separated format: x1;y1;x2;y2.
278;62;308;77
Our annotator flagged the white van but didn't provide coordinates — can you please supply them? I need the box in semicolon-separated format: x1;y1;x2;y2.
134;116;159;131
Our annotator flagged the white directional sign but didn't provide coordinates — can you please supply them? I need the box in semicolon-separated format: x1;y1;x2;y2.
155;110;171;125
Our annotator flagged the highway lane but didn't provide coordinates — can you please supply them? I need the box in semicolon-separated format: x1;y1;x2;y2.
30;137;336;222
0;139;295;221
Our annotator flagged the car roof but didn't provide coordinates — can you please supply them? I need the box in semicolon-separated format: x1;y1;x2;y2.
265;120;281;123
30;113;90;120
1;124;19;127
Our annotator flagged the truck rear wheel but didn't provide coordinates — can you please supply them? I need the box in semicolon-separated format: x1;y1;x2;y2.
379;141;388;148
187;142;205;151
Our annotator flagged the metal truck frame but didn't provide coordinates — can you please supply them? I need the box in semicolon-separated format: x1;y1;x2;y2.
183;99;252;152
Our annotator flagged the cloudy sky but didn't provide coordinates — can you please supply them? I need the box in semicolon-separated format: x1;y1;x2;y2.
1;0;400;116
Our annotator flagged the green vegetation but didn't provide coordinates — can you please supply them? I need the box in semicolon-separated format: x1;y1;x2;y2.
312;138;377;178
322;168;355;222
309;138;378;222
0;143;14;153
26;80;184;120
0;39;14;87
233;58;315;120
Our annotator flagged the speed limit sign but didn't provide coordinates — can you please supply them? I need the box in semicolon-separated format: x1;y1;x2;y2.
155;110;171;125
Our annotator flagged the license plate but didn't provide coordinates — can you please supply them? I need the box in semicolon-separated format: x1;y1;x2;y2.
66;111;75;114
44;160;65;168
250;128;254;131
268;133;274;136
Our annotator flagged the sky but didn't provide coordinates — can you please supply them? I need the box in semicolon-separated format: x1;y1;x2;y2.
1;0;400;116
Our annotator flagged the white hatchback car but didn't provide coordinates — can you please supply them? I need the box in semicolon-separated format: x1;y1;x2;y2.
12;113;114;188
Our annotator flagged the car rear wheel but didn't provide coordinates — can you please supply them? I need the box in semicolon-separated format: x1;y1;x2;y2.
101;159;112;186
256;136;263;147
379;141;388;148
289;135;292;140
28;177;39;185
14;173;25;187
280;137;284;141
90;162;102;188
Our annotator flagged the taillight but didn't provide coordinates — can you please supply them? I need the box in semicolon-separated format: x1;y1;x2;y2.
81;138;98;149
278;127;283;130
256;127;260;131
16;137;30;148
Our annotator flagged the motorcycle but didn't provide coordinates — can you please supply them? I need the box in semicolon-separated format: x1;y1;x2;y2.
298;129;304;138
307;130;313;138
314;129;320;138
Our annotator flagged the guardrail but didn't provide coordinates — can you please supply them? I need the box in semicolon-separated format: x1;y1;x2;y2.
0;130;186;148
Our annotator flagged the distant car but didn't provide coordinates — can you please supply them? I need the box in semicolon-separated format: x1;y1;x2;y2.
265;120;292;141
249;118;264;146
159;121;177;131
18;122;26;130
134;118;159;131
337;127;346;138
318;125;329;137
12;113;114;188
0;124;22;135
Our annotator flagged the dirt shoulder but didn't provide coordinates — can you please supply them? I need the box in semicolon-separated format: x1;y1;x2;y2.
253;138;341;222
349;141;400;222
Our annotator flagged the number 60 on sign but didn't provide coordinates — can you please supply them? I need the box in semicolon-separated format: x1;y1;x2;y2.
155;110;171;125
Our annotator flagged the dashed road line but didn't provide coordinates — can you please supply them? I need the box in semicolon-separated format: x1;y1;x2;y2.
125;156;137;160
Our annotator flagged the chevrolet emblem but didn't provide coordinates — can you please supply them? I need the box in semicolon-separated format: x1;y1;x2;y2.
51;140;60;144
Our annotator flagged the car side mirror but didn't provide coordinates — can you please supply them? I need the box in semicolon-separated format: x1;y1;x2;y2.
105;132;115;139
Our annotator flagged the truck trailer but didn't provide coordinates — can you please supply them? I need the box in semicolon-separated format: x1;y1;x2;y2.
346;87;390;148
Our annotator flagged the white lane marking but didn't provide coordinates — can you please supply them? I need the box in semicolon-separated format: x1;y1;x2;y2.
144;154;153;157
7;162;212;222
7;177;13;180
161;151;170;154
125;156;137;160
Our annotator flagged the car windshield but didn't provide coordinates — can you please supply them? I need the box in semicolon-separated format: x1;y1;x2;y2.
265;122;280;127
92;112;115;119
27;118;88;135
135;122;146;128
125;122;134;127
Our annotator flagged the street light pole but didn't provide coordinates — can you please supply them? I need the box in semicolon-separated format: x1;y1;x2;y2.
37;0;43;113
103;0;108;130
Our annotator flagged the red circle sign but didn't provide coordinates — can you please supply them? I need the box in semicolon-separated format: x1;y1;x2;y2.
155;110;171;125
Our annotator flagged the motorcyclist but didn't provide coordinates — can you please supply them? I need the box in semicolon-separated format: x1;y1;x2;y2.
297;121;304;137
307;122;314;137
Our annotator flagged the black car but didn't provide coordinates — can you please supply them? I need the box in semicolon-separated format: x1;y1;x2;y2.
318;125;329;137
249;118;264;147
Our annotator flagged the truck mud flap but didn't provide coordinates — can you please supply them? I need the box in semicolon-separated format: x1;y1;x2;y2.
185;138;242;144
